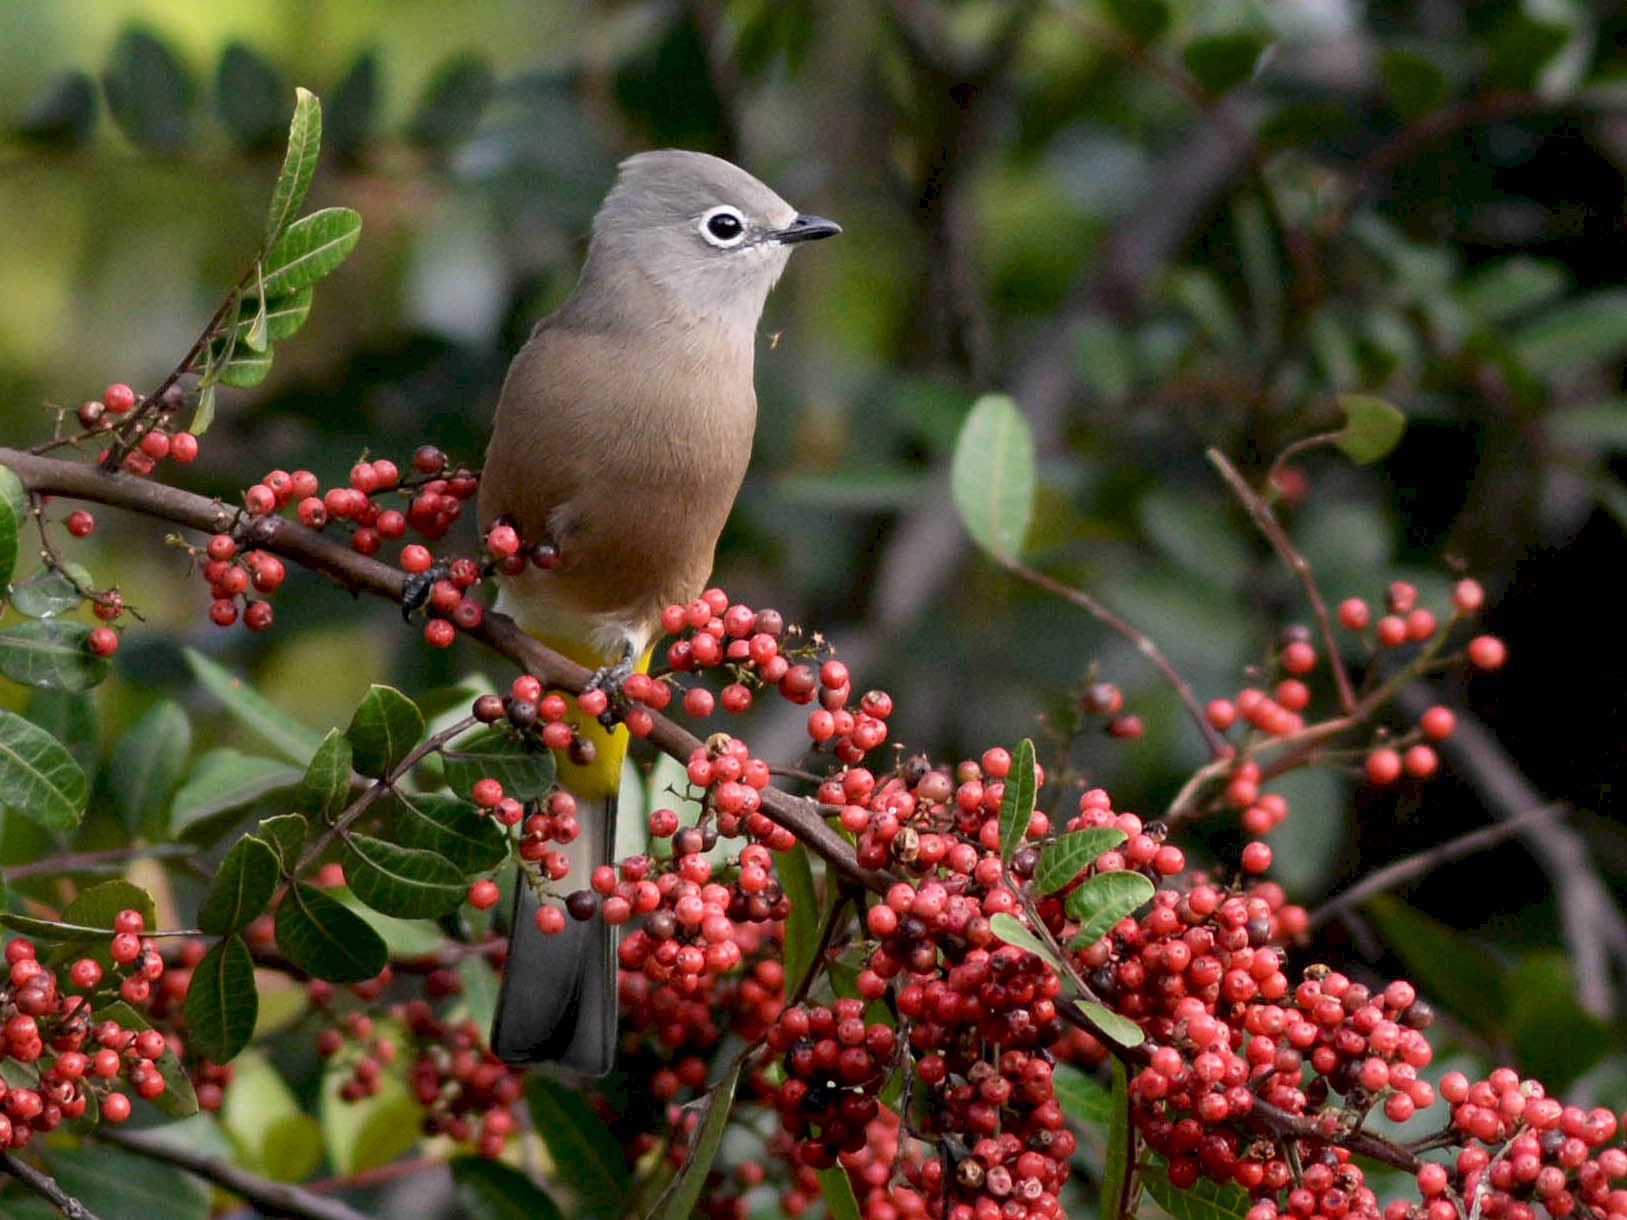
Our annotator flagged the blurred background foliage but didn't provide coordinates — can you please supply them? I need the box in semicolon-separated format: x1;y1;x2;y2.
3;0;1627;1165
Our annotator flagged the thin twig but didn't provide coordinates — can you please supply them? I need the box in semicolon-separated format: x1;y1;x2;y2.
99;1128;371;1220
996;554;1230;758
1;843;193;884
1307;803;1564;931
1206;447;1358;713
1;1152;102;1219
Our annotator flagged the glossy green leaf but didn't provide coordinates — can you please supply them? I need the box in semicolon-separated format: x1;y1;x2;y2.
1506;952;1611;1090
0;464;24;592
198;834;281;934
526;1076;631;1217
0;619;110;691
226;287;313;346
997;738;1036;865
778;842;819;990
390;790;507;873
217;345;274;387
0;707;89;829
1363;896;1507;1036
7;566;88;618
951;393;1034;561
254;812;309;867
1080;999;1145;1048
652;1059;742;1220
265;87;322;242
1102;0;1170;44
1066;871;1156;947
1333;393;1406;464
343;833;464;919
443;728;556;802
988;912;1066;975
451;1157;564;1220
62;880;156;934
296;728;355;822
17;70;99;147
1182;32;1268;95
105;699;190;836
184;647;324;763
216;42;289;153
275;883;387;983
1143;1158;1252;1220
190;382;217;435
406;54;495;150
1101;1058;1133;1217
1051;1061;1113;1125
184;934;259;1062
345;684;424;778
43;1142;208;1220
169;749;303;841
260;206;362;296
817;1166;864;1220
25;687;98;777
1032;828;1128;896
101;25;195;153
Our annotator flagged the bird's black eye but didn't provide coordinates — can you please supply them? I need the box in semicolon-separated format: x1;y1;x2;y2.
700;206;746;247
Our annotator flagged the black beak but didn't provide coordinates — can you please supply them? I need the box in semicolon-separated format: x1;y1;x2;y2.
773;213;842;244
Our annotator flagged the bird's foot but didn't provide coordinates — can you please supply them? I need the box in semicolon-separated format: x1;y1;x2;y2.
399;565;448;621
584;651;637;729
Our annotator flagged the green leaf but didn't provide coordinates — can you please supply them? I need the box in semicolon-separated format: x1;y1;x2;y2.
951;393;1034;561
17;70;99;147
0;911;124;941
0;619;110;691
390;790;507;873
1333;393;1406;464
169;749;303;842
26;687;98;777
184;934;259;1062
987;912;1066;975
817;1167;864;1220
62;880;157;933
1101;0;1170;44
254;812;309;866
1378;48;1448;120
1051;1061;1113;1125
778;842;819;990
1032;828;1128;896
0;707;89;829
327;51;378;162
319;1055;418;1175
0;465;24;592
274;883;387;983
43;1143;209;1220
221;1051;323;1181
216;42;290;152
1065;871;1156;947
259;207;362;296
101;25;195;153
1080;999;1145;1048
191;383;217;435
7;566;88;618
104;700;190;836
1182;32;1268;95
184;647;325;763
651;1059;742;1220
296;729;354;822
443;728;556;802
217;345;274;388
406;54;496;150
525;1076;632;1217
265;87;322;243
1101;1058;1133;1216
451;1157;564;1220
345;685;425;778
243;283;270;353
343;833;464;919
1143;1158;1252;1220
1363;896;1507;1036
1512;291;1627;376
226;287;313;346
997;738;1036;865
1506;952;1610;1090
199;834;281;934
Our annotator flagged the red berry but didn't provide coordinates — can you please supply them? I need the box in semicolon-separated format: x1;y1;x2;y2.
244;601;274;632
578;688;609;719
683;687;715;718
209;598;238;627
1375;615;1407;646
103;383;136;414
206;534;237;561
1420;706;1455;740
468;879;500;909
535;905;565;935
413;445;446;475
1453;579;1485;614
170;432;199;462
1240;840;1272;873
401;544;432;574
1281;641;1316;674
298;497;327;527
139;430;170;460
1467;635;1507;670
114;909;145;934
66;510;95;537
244;484;276;515
424;619;455;648
1403;744;1438;778
87;626;118;656
487;524;521;558
472;778;504;808
101;1092;132;1123
1365;748;1402;786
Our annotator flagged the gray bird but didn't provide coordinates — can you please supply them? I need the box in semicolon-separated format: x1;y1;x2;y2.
481;150;839;1073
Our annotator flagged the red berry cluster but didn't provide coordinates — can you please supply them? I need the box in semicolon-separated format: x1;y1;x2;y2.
83;382;200;475
399;1000;523;1157
0;911;174;1148
766;998;896;1167
199;530;285;631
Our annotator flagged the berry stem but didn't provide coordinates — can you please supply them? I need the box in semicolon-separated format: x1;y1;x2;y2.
0;1149;102;1219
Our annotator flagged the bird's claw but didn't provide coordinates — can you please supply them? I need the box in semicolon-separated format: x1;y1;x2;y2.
585;652;636;729
400;566;447;621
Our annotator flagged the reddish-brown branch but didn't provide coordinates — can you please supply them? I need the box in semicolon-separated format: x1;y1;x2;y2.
0;446;889;894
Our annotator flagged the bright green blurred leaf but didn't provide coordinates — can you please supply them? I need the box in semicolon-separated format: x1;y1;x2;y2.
1033;828;1128;896
1066;871;1156;947
216;42;290;152
998;738;1036;865
652;1058;741;1220
104;700;190;836
184;647;324;763
1334;393;1406;464
951;394;1034;561
1363;896;1507;1036
169;749;303;842
407;53;495;150
101;25;195;152
526;1076;632;1217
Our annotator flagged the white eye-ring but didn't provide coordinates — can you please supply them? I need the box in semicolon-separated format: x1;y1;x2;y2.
699;205;747;248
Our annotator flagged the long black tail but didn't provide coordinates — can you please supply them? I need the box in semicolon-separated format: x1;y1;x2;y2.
490;793;616;1074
